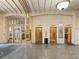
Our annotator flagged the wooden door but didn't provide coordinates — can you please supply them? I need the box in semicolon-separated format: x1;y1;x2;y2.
35;27;42;44
50;27;57;44
65;27;72;44
29;30;31;40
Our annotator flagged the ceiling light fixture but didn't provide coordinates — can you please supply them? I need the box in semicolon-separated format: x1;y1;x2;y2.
56;0;70;10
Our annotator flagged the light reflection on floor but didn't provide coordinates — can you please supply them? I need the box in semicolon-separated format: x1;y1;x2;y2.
24;44;79;59
0;44;79;59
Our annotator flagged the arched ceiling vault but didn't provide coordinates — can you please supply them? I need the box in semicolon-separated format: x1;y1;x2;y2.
0;0;79;16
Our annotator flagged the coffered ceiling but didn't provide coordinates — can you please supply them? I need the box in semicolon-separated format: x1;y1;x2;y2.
0;0;79;15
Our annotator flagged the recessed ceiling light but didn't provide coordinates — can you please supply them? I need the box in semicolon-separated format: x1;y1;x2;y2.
56;0;70;10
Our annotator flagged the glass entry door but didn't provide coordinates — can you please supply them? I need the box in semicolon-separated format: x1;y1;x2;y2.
8;16;25;43
14;26;21;42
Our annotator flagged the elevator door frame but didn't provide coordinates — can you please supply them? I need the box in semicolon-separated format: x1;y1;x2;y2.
64;27;72;45
50;27;57;44
35;27;42;44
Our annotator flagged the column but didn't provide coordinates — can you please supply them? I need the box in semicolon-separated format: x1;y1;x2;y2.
72;12;77;44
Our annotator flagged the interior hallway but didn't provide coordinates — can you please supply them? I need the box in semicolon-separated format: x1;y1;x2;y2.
0;0;79;59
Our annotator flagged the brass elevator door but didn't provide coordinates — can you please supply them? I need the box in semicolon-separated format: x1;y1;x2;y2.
65;27;72;44
50;27;57;44
35;27;42;44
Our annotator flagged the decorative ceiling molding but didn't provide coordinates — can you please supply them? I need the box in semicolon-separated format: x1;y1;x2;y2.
5;0;17;13
19;0;31;14
0;0;79;15
44;0;46;12
30;0;36;12
0;5;9;13
12;0;22;14
49;0;52;11
5;13;26;17
0;1;14;13
31;11;75;16
0;0;30;14
23;0;31;13
38;0;40;12
0;6;6;13
19;0;27;13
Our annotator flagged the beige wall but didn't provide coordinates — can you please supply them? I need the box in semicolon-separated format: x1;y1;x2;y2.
0;14;79;44
31;15;73;43
77;16;79;29
0;14;8;43
0;15;3;37
74;16;79;45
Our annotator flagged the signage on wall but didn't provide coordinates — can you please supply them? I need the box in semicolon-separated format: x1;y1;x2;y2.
58;24;63;38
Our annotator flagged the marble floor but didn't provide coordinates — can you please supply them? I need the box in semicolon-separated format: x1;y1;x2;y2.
23;44;79;59
1;44;79;59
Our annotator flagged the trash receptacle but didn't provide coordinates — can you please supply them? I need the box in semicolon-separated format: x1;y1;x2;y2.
44;38;48;44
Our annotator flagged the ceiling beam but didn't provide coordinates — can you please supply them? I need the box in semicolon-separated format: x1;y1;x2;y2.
0;7;6;14
5;0;17;13
19;0;27;13
38;0;40;12
0;1;14;13
26;0;31;13
21;0;27;12
22;0;31;13
30;0;36;12
12;0;22;14
0;5;9;13
44;0;46;12
49;0;52;11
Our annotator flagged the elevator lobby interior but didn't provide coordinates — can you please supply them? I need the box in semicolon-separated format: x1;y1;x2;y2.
0;0;79;59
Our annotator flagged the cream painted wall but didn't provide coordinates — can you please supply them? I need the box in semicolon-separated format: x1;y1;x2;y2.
0;14;8;43
77;17;79;29
0;13;78;44
74;16;79;45
0;15;3;38
31;15;73;44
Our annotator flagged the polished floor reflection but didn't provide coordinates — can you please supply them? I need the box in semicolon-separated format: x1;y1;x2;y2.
24;44;79;59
